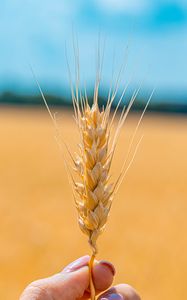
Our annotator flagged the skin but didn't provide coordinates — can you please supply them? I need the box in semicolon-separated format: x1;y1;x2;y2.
20;256;141;300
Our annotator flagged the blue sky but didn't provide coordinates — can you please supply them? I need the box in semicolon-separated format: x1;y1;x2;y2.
0;0;187;101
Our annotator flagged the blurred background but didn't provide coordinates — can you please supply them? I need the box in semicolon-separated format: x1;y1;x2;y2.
0;1;187;299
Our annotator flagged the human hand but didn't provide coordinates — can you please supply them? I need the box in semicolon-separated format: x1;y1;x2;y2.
20;255;140;300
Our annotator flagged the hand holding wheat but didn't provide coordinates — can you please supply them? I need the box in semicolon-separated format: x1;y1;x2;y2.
20;256;141;300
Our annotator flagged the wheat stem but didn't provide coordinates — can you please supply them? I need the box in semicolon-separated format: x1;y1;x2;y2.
89;253;96;300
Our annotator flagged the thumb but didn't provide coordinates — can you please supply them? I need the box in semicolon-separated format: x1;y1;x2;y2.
20;256;115;300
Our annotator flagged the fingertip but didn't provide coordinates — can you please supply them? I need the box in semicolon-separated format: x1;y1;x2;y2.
115;284;141;300
93;260;115;291
98;284;141;300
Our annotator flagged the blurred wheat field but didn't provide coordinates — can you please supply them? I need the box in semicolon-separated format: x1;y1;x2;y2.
0;107;187;300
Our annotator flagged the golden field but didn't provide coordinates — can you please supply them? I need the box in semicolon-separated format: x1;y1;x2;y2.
0;106;187;300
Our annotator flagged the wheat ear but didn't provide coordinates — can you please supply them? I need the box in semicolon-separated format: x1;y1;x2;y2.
74;101;113;252
72;86;118;299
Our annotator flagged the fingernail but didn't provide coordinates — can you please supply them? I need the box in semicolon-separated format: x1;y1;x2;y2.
99;260;116;276
100;293;124;300
63;256;89;272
